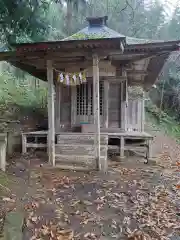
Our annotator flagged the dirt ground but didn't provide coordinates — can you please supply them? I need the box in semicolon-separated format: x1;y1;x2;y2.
0;129;180;240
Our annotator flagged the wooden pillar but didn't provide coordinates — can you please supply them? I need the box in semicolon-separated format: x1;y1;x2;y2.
93;54;103;171
58;84;61;132
22;134;27;154
104;80;109;128
119;69;127;159
120;68;127;131
0;134;7;172
120;81;125;130
47;60;55;166
71;86;76;127
141;91;145;132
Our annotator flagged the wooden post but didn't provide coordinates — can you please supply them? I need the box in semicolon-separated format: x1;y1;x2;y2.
120;81;124;130
120;136;125;159
0;134;7;172
93;54;104;171
22;134;27;154
119;68;127;159
120;68;127;131
104;80;109;128
7;132;13;156
47;60;55;166
141;91;145;132
71;86;76;127
57;84;61;132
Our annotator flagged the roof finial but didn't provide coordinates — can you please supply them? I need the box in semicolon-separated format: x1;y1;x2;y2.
86;16;108;27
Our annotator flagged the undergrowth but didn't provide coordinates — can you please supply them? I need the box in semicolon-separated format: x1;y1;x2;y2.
0;70;47;132
146;100;180;142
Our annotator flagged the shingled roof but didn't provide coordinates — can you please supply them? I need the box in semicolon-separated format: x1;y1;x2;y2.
63;16;164;45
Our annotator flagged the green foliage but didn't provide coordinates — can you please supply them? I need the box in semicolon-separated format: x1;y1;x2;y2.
0;70;47;124
0;0;50;44
146;104;180;141
145;100;167;121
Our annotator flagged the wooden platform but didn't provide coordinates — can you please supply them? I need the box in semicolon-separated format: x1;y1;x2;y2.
21;129;153;168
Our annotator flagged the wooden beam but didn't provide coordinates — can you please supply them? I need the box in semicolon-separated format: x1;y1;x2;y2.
47;60;55;166
93;54;105;172
127;70;148;74
104;80;109;128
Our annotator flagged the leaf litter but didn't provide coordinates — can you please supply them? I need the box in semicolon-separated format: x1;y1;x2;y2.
1;145;180;240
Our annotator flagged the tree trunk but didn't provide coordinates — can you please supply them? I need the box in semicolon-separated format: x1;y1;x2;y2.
66;1;73;36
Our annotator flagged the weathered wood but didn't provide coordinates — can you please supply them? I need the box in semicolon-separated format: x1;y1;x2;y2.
120;136;125;159
55;154;96;166
146;139;152;161
60;85;71;129
22;134;27;154
109;83;121;128
120;81;124;129
141;92;145;131
93;54;102;171
55;162;95;171
104;80;109;128
0;134;7;172
126;99;144;131
55;83;61;132
26;143;47;148
7;132;14;156
55;144;107;156
47;60;55;166
57;134;108;145
71;86;76;126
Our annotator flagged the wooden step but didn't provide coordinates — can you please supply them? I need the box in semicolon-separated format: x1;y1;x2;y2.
57;134;108;145
55;154;107;168
55;144;107;156
55;164;94;171
55;154;96;166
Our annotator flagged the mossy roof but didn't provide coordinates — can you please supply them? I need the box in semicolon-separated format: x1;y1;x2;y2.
63;25;164;45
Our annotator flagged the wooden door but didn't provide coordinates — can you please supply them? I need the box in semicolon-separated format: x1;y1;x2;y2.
71;81;104;126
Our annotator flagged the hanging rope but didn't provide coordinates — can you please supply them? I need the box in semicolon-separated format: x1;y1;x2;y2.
54;68;87;86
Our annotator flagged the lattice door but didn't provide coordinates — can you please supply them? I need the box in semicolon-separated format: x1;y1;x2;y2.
74;81;104;125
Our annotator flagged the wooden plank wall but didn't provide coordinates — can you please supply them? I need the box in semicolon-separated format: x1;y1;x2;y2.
126;98;144;131
56;85;71;131
108;83;121;128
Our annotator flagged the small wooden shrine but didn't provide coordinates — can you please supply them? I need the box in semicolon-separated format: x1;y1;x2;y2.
0;16;179;172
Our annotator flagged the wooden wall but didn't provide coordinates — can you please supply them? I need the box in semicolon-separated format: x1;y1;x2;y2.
55;84;71;132
108;83;121;128
126;98;144;131
54;81;145;132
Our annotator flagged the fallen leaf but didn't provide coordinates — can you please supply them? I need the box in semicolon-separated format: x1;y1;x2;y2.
71;200;80;207
81;217;94;225
2;197;15;203
82;200;93;206
31;216;38;223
